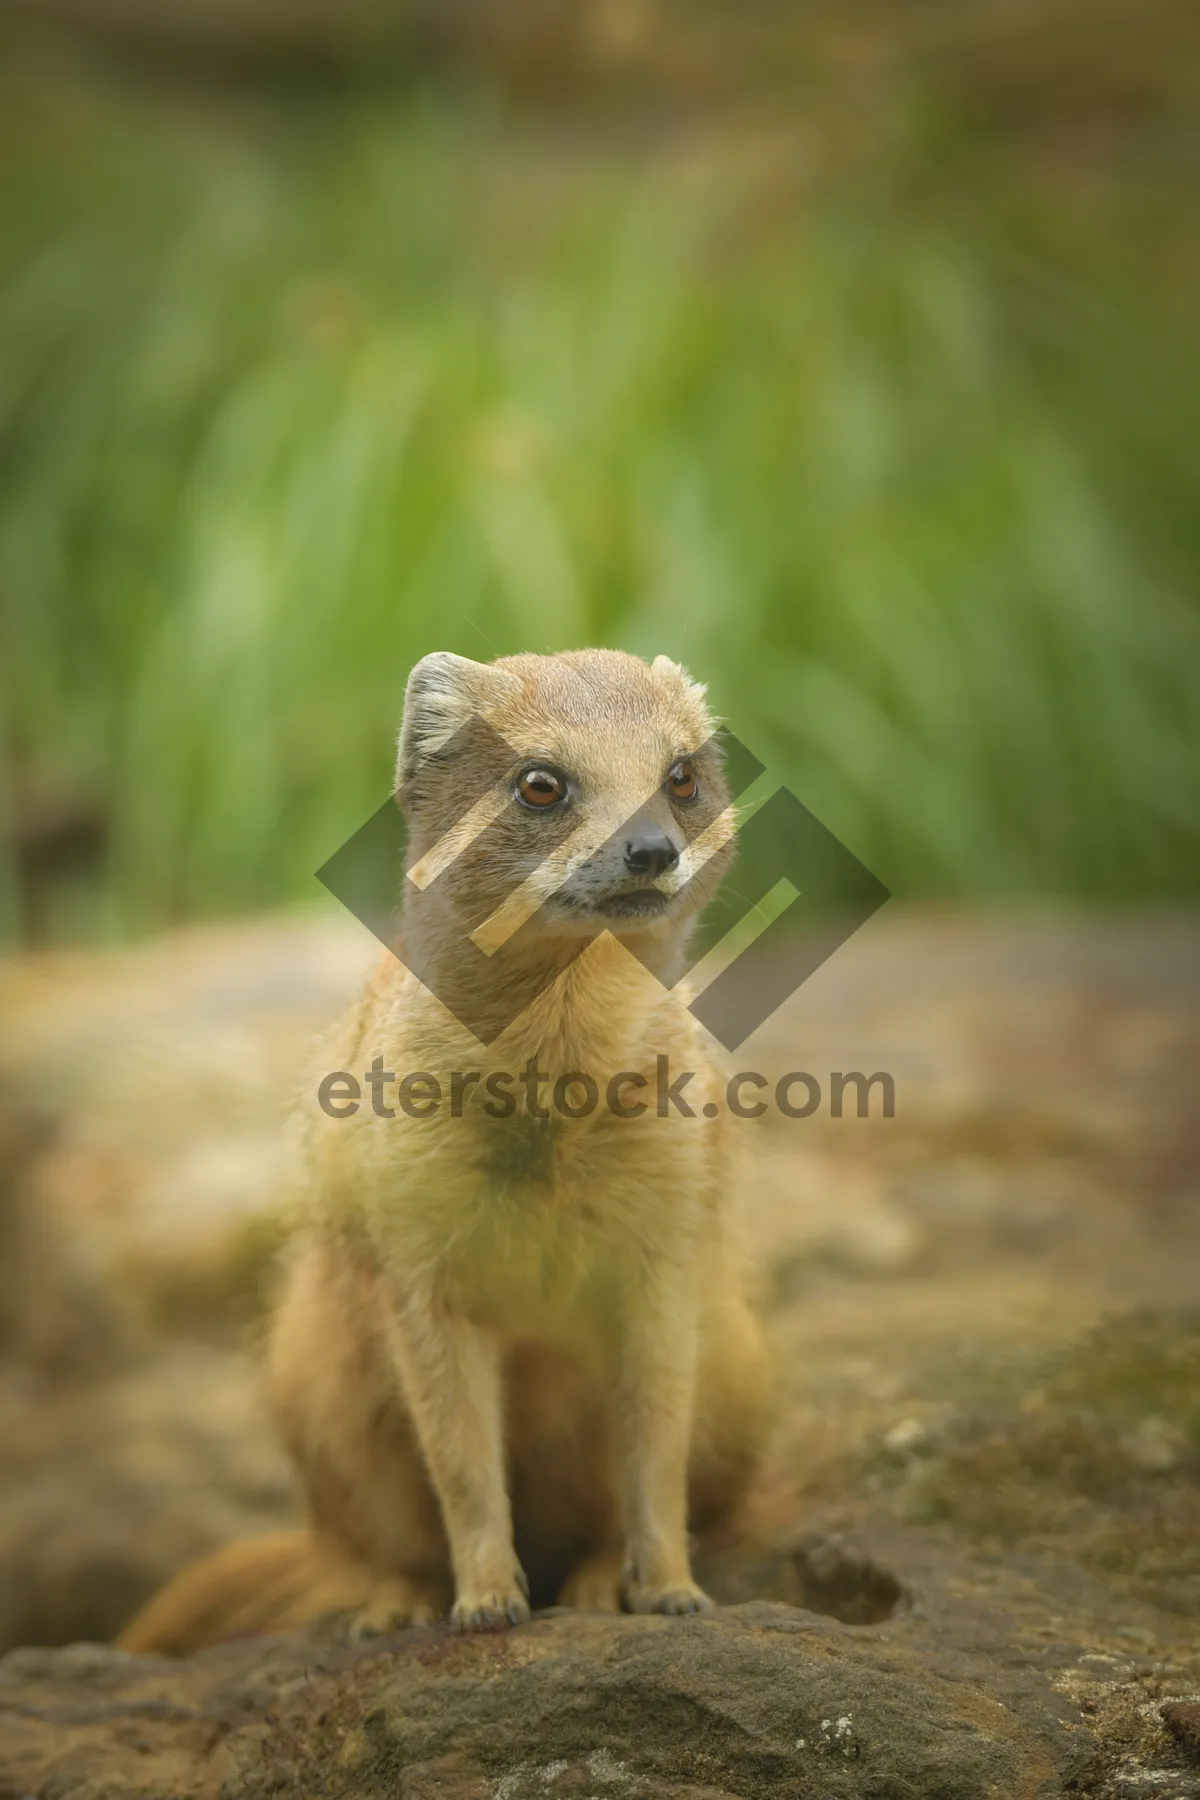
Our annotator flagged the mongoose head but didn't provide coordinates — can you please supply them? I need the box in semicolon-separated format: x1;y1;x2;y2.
395;649;735;947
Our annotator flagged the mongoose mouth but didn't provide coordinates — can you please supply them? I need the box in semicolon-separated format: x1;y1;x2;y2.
589;889;674;920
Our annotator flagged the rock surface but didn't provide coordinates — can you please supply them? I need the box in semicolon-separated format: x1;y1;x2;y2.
0;1602;1078;1800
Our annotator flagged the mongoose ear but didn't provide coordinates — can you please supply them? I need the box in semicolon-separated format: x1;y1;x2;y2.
396;653;513;786
651;654;709;705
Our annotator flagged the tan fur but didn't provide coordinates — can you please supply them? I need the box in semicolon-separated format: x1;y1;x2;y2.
117;649;770;1651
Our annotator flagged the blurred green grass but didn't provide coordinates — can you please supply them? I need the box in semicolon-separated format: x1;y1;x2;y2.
1;37;1198;942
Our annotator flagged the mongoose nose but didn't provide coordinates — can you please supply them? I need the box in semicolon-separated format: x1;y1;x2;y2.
623;827;680;880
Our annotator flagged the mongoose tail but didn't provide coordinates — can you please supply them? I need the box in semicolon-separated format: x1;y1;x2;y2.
115;1531;405;1655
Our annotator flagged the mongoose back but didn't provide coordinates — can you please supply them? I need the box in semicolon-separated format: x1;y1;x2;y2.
119;648;770;1650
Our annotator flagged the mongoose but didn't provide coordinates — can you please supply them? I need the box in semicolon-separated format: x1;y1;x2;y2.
118;648;770;1650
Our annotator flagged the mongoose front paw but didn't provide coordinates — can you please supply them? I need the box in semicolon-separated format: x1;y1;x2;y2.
451;1566;530;1632
622;1578;714;1616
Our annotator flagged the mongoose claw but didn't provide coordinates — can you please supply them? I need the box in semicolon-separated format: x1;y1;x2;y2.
451;1581;531;1633
623;1579;715;1616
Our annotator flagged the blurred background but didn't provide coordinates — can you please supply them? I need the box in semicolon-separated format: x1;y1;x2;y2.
0;2;1199;1744
1;0;1199;939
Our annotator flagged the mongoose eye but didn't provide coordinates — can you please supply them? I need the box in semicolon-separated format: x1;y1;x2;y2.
516;767;567;810
665;759;699;803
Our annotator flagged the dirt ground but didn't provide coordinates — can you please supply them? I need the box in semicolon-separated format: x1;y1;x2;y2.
0;906;1197;1797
